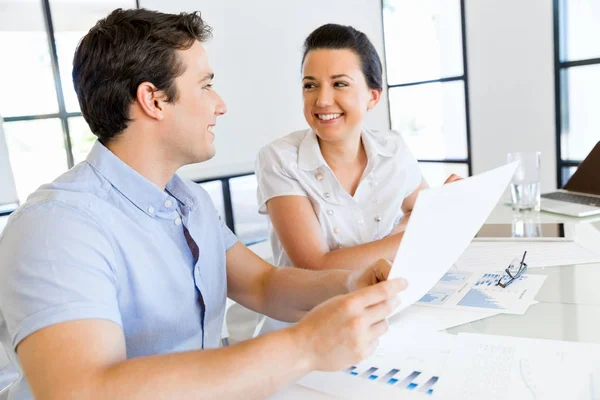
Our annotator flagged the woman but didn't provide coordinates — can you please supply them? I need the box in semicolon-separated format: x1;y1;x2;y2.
255;24;458;330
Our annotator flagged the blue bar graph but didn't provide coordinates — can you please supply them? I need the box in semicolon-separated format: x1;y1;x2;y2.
380;368;400;384
344;365;440;396
418;376;439;396
458;289;504;309
360;367;378;380
399;371;421;387
439;272;471;284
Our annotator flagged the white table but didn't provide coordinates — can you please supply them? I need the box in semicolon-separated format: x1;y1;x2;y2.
268;205;600;399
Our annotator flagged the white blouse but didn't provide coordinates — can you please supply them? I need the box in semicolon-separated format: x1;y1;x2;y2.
256;127;422;268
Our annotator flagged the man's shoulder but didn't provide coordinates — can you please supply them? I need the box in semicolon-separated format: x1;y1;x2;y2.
6;163;112;233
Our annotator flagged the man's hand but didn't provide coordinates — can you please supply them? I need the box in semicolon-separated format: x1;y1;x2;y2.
289;269;408;372
346;258;393;292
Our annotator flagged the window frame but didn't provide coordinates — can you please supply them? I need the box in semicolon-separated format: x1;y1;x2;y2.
380;0;472;175
553;0;600;187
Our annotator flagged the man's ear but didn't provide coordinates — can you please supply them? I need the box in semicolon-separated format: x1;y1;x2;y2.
136;82;167;121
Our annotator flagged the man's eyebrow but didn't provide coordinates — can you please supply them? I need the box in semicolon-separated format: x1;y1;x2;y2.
200;73;214;82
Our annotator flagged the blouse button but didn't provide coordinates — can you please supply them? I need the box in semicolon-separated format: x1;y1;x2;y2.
334;227;340;234
358;219;364;224
327;210;334;216
374;216;382;222
338;244;344;249
316;172;324;181
324;192;331;198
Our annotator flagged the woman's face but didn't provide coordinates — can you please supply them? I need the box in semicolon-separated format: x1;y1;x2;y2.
302;48;381;143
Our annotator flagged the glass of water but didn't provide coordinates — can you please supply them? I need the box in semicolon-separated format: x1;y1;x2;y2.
507;151;541;211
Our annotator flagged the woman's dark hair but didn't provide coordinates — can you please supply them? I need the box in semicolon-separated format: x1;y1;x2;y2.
301;24;383;90
72;8;212;144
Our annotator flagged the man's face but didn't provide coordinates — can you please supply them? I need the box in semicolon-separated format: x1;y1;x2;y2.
162;41;226;165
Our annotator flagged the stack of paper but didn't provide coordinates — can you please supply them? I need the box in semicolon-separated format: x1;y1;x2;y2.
416;270;546;315
389;162;519;316
456;241;600;271
297;332;456;399
433;333;600;400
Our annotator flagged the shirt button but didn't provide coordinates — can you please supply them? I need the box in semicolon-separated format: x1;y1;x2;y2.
324;192;331;198
164;199;172;208
327;210;334;216
174;217;182;225
147;205;155;214
374;216;382;222
316;172;324;181
338;244;344;249
334;227;340;234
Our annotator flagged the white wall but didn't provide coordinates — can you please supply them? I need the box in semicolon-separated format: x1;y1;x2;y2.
140;0;390;181
465;0;558;192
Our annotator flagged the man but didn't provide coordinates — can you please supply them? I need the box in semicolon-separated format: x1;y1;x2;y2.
0;8;407;399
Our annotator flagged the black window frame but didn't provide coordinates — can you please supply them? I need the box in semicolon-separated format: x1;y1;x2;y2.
380;0;473;176
553;0;600;187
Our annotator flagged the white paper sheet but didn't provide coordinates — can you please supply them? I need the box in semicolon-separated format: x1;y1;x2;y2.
297;332;455;400
455;241;600;271
433;333;600;400
389;162;519;315
387;304;499;332
415;270;547;315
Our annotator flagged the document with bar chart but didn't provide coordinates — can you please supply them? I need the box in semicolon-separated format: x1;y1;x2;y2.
297;332;455;399
416;270;546;315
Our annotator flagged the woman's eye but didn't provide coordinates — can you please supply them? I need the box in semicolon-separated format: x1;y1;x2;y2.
303;83;316;90
334;81;348;87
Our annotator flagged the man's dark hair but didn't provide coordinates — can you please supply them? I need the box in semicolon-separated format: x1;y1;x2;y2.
73;8;212;144
301;24;382;91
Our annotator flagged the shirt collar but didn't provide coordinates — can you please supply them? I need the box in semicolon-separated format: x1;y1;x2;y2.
297;127;397;172
86;141;196;217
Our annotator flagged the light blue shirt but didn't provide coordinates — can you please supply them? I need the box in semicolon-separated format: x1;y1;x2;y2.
0;141;238;399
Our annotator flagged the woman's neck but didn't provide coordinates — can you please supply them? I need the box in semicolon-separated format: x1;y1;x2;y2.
318;130;366;169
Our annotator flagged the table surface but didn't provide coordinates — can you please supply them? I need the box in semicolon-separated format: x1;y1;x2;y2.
267;205;600;399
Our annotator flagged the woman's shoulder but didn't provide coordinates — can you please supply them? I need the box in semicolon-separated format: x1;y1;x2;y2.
257;129;311;164
364;128;411;156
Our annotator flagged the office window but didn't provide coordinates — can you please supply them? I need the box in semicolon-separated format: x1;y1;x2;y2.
382;0;471;177
554;0;600;186
0;0;137;204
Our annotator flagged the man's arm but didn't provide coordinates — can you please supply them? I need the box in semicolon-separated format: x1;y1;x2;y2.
18;277;406;400
226;242;391;322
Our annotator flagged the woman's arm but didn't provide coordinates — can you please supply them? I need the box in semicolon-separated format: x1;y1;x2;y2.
266;195;405;271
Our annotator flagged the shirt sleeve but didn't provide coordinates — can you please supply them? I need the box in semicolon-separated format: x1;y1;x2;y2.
0;203;122;350
255;144;308;215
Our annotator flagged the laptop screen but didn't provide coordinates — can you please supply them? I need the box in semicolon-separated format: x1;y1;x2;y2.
563;141;600;195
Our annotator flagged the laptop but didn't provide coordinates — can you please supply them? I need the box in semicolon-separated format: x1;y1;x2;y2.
540;141;600;217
